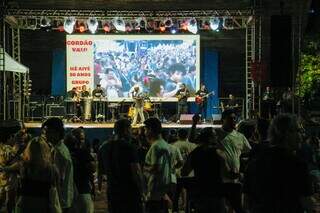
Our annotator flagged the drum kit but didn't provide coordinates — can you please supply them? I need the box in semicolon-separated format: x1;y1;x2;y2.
65;96;158;122
127;100;160;120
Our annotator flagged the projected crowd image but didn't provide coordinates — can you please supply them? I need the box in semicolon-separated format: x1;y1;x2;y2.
93;39;198;98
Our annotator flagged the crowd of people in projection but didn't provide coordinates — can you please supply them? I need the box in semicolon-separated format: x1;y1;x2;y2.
93;40;197;98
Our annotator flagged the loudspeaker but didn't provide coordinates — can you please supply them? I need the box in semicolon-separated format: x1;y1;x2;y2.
212;114;222;124
270;15;292;87
179;114;194;124
30;104;44;120
48;105;65;117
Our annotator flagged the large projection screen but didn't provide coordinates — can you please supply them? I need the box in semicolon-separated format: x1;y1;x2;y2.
66;35;200;101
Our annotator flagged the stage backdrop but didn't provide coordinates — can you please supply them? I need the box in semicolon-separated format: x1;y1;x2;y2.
52;38;219;118
65;34;200;100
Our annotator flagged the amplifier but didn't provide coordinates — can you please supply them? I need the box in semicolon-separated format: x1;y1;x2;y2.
48;105;65;117
179;114;194;124
30;104;44;120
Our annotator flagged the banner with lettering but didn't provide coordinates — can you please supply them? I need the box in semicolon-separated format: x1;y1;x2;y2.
66;35;94;92
66;34;200;101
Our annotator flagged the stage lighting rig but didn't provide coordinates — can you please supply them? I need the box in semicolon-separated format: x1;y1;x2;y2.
180;19;188;31
164;18;173;28
159;23;166;32
125;22;133;32
87;17;98;34
187;18;198;34
112;17;126;32
209;17;220;31
40;17;51;27
64;17;76;34
222;17;234;30
78;21;87;33
170;24;178;34
102;21;111;32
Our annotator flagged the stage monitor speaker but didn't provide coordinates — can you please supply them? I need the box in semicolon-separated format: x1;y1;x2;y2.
270;15;292;87
30;104;44;120
212;114;222;124
179;114;194;124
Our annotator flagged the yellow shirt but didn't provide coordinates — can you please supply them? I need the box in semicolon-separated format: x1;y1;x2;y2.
0;143;17;191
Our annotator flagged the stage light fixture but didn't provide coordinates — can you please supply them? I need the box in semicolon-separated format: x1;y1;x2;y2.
64;17;76;34
78;21;86;33
87;17;98;34
40;17;51;27
202;20;211;30
164;18;173;28
222;17;234;30
112;17;126;32
159;23;166;32
170;24;178;34
103;22;111;32
54;20;65;32
135;17;147;31
125;22;133;32
187;18;198;34
209;17;220;31
180;20;188;31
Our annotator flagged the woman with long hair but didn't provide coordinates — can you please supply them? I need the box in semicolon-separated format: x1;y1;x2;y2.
4;137;59;213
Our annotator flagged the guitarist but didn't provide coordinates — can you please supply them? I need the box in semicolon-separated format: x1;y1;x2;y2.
195;84;209;123
175;83;190;123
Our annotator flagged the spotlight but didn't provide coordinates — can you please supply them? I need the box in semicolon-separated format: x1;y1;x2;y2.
125;22;133;32
87;17;98;34
170;24;178;34
135;17;147;31
159;23;166;32
78;22;86;33
180;20;188;31
112;17;125;32
187;18;198;34
103;22;111;32
164;18;173;28
202;20;210;30
222;17;234;30
40;17;51;27
146;19;155;32
64;17;76;34
209;17;220;31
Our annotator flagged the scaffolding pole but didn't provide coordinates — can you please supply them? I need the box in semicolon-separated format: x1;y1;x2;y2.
245;19;255;119
11;27;22;120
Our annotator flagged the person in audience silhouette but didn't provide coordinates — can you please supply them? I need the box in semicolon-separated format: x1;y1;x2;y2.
244;114;315;213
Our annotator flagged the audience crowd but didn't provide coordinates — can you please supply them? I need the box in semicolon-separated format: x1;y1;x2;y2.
0;110;319;213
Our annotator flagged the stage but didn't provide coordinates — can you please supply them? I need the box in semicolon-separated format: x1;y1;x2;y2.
25;121;221;143
25;122;221;129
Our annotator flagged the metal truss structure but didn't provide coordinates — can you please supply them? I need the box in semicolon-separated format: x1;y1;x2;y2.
3;8;259;119
0;18;26;121
6;8;253;31
7;8;253;18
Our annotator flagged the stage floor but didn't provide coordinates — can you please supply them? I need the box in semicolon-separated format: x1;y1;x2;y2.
25;122;221;129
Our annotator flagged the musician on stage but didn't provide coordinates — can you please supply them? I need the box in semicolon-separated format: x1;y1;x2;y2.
226;94;238;109
67;87;78;99
80;85;90;98
92;84;105;121
131;85;145;126
175;83;190;123
66;87;82;119
195;84;209;123
92;84;105;98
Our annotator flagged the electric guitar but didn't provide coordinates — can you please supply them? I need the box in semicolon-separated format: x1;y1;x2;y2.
195;91;215;104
